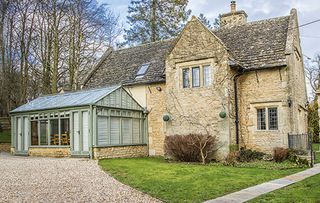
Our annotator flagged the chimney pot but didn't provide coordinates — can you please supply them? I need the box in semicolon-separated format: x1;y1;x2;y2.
231;1;236;12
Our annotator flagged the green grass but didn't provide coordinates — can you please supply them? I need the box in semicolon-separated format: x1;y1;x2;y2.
313;143;320;164
99;157;304;203
249;173;320;203
0;130;11;143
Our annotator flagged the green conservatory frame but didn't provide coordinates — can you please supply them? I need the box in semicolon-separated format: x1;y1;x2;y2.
10;86;147;158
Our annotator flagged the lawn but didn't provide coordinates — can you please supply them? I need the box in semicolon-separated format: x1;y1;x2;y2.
0;130;11;143
249;173;320;203
99;157;304;203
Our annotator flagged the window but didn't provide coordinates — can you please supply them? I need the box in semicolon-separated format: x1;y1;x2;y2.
182;68;190;88
31;121;38;145
40;120;48;145
135;64;149;79
50;119;59;145
257;107;278;130
268;108;278;130
192;67;200;87
30;112;70;146
203;65;212;87
257;109;266;130
181;64;213;88
60;119;70;145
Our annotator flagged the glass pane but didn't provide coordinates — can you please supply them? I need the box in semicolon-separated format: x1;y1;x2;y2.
61;119;70;145
268;108;278;130
182;68;190;88
50;119;59;145
31;121;38;145
40;120;48;145
257;109;266;130
192;67;200;87
203;65;212;87
136;64;149;78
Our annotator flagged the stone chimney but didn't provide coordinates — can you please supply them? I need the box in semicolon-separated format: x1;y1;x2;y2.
220;1;248;28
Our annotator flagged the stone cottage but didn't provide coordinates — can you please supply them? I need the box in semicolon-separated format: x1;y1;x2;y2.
10;2;308;159
84;1;308;158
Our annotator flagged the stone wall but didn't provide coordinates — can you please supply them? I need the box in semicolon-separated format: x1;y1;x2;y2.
146;83;166;156
164;17;234;159
93;145;148;159
0;117;10;131
0;143;10;152
238;68;291;153
28;147;71;157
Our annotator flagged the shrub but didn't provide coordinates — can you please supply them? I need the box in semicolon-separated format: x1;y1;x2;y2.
237;148;265;162
164;134;218;164
224;151;239;166
273;147;289;162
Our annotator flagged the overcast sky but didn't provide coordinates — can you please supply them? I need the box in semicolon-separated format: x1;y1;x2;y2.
98;0;320;60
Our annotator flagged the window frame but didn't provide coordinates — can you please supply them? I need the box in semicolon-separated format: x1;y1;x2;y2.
192;66;200;87
180;63;213;89
203;65;212;87
182;68;190;88
135;63;150;79
30;112;70;147
256;107;279;131
257;108;266;130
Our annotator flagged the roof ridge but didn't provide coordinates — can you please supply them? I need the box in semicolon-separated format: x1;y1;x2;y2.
214;15;290;31
115;38;175;52
37;85;120;99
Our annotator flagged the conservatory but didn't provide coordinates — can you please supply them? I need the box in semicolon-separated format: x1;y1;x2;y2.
10;86;148;159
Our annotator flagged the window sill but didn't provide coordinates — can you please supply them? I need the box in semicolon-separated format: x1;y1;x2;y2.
94;143;147;148
255;130;280;133
29;145;70;148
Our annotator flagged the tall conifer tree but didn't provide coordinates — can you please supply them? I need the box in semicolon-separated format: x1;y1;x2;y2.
124;0;191;46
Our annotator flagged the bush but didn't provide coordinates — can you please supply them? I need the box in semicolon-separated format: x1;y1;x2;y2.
273;147;289;162
164;134;218;164
237;148;265;162
224;151;239;166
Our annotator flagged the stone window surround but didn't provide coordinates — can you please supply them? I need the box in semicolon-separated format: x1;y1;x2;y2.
177;59;215;89
251;102;281;133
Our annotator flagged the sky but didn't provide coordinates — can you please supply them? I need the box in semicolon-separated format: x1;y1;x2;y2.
98;0;320;59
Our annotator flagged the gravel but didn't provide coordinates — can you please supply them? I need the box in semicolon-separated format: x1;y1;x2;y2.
0;153;161;203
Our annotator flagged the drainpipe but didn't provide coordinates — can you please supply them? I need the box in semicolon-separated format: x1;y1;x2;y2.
233;72;243;146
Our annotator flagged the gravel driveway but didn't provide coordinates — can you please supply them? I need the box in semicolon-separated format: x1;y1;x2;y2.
0;153;160;203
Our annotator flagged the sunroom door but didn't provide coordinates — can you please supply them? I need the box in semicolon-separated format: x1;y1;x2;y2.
72;111;90;156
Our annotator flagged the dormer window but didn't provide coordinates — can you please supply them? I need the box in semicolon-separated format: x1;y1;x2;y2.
135;64;149;79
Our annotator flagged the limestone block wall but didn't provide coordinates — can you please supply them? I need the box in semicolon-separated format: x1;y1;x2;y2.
28;147;71;157
164;17;234;159
285;9;308;135
146;83;166;156
238;68;291;153
93;145;148;159
0;143;10;152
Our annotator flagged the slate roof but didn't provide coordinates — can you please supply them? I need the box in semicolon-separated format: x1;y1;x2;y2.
11;86;120;113
84;15;291;87
214;16;290;70
84;39;175;88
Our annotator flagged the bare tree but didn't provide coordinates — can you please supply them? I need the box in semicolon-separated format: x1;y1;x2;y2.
305;54;320;96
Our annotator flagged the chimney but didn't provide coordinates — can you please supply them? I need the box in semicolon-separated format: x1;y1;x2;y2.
220;1;248;28
230;1;236;13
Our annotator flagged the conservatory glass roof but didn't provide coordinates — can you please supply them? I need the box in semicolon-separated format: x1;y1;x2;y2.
11;86;120;113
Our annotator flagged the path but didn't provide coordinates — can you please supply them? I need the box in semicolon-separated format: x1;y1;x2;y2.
204;163;320;203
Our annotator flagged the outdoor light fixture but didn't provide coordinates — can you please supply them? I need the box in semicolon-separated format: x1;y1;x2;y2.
219;111;227;118
163;114;170;121
287;98;292;107
156;86;162;91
